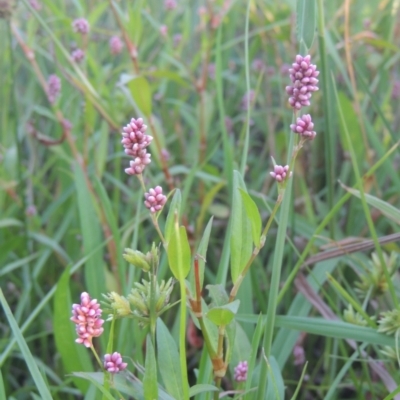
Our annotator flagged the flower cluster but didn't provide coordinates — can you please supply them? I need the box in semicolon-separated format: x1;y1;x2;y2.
144;186;167;213
71;292;104;347
109;36;123;55
71;48;85;63
121;118;153;175
270;164;291;183
104;352;128;374
46;74;61;104
234;360;248;382
72;18;90;34
164;0;177;10
290;114;316;139
286;55;319;110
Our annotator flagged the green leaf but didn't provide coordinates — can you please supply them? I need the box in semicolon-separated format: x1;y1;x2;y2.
128;76;152;117
230;171;253;284
156;319;184;400
53;267;91;393
266;356;285;400
167;213;191;280
0;289;53;400
206;284;229;306
337;91;364;169
165;189;181;245
297;0;316;52
239;189;262;247
188;217;213;297
341;183;400;225
188;384;219;397
206;300;240;326
74;166;105;298
143;335;158;400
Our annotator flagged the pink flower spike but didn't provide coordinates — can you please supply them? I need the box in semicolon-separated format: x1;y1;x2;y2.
290;114;316;140
270;164;291;183
72;18;90;34
46;74;61;104
109;36;123;55
286;55;319;110
234;360;248;382
144;186;167;213
71;48;85;63
164;0;177;10
71;292;104;347
104;352;128;374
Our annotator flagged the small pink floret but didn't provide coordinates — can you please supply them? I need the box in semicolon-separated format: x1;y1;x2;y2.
104;352;128;373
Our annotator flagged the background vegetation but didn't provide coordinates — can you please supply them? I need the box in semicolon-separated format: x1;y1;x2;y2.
1;0;400;399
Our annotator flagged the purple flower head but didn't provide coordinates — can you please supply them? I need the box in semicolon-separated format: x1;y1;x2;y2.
29;0;41;10
104;352;128;374
71;48;85;63
286;55;319;110
234;361;248;382
173;34;182;48
270;164;291;183
241;90;255;110
109;36;123;55
46;74;61;104
121;118;153;153
144;186;167;213
164;0;177;10
252;58;265;73
293;344;305;366
159;25;168;37
72;18;90;34
71;292;104;347
290;114;316;140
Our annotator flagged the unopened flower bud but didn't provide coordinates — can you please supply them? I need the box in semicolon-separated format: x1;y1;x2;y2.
123;248;151;272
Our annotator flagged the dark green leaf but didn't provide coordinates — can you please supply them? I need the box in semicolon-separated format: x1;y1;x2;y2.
143;335;158;400
157;320;184;400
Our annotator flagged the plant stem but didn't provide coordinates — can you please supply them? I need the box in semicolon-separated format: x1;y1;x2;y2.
178;278;190;399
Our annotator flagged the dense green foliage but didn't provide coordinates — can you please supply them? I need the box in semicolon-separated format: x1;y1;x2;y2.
1;0;400;399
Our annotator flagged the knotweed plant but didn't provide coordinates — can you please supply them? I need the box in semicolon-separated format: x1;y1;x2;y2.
69;52;319;399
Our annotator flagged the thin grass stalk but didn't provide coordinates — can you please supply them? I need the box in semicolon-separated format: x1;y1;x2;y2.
239;0;251;176
317;0;335;239
256;135;295;398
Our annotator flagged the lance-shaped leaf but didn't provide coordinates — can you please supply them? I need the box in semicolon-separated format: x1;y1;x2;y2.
188;217;214;296
164;189;182;245
239;189;262;248
167;212;191;280
230;171;253;284
143;335;158;400
206;300;240;326
128;76;152;117
156;319;184;400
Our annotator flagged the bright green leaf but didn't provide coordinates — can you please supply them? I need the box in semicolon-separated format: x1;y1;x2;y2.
230;171;253;284
206;300;240;326
239;189;262;247
165;189;181;245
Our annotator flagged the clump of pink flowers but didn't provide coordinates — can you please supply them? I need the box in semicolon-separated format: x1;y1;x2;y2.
290;114;316;140
234;360;248;382
71;292;104;347
71;48;85;63
270;165;291;183
286;55;319;110
121;118;153;175
46;74;61;104
72;18;90;35
144;186;167;213
104;352;128;374
109;36;123;55
164;0;177;10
